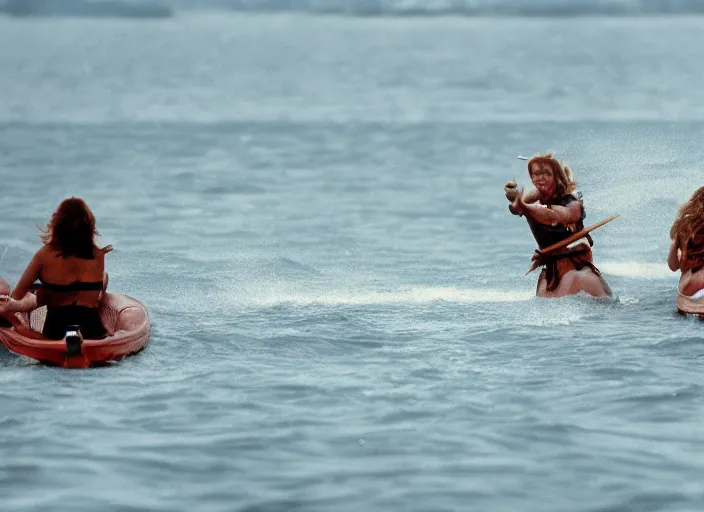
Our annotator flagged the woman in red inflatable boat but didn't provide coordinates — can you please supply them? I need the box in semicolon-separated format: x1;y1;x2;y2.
0;197;111;339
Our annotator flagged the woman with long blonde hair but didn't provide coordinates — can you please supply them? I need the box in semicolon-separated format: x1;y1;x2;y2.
669;186;704;310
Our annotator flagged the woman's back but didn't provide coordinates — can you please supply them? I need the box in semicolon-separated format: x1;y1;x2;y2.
38;245;106;308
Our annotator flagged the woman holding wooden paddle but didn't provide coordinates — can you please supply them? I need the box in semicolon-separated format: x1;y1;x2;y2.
504;152;613;298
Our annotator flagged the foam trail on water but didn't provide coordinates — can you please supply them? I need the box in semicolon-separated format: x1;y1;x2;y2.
241;287;535;308
600;262;678;280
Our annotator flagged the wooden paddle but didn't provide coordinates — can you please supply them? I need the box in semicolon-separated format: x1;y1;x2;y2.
525;215;620;275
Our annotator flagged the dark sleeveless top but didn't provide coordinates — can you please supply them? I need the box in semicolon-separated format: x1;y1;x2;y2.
525;192;586;249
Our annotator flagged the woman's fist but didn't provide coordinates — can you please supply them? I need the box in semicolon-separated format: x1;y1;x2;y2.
504;180;518;201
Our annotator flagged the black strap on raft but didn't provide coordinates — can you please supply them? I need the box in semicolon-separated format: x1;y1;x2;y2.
65;325;83;357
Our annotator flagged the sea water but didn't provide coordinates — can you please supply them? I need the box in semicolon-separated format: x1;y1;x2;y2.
1;7;704;511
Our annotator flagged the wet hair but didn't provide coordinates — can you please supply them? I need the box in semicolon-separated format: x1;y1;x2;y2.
670;186;704;251
527;152;577;197
39;197;100;259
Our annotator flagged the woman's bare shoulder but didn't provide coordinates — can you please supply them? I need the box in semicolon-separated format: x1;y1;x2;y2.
34;244;54;261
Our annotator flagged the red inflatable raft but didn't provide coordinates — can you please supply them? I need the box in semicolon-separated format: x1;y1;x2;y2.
0;293;150;368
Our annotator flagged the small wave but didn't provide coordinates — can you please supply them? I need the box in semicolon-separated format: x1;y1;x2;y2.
613;384;704;404
218;0;704;18
653;337;704;351
0;0;174;19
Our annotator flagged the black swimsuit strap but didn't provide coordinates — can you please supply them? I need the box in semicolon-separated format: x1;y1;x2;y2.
39;279;103;292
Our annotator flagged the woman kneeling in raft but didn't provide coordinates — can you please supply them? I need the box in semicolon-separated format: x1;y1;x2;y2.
504;152;612;298
0;197;111;339
668;186;704;315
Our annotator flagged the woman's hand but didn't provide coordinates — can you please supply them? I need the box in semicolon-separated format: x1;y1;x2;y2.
0;293;37;314
510;187;526;216
504;180;519;202
668;239;681;272
0;296;16;315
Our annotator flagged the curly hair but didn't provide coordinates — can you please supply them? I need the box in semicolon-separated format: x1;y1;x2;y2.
39;197;101;259
527;152;577;198
670;186;704;252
